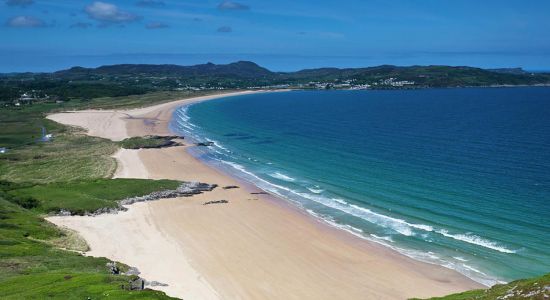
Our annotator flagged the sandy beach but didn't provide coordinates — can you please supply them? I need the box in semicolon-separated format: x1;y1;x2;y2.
46;90;483;299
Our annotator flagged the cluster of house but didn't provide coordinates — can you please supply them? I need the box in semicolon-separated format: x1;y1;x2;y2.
172;79;416;91
174;86;232;91
299;78;416;90
374;78;415;87
13;92;49;106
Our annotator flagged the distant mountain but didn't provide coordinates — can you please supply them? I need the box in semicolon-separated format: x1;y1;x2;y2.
55;61;274;79
279;64;550;87
50;62;550;87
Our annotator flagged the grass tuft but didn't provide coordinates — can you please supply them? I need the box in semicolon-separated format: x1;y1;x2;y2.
119;135;181;150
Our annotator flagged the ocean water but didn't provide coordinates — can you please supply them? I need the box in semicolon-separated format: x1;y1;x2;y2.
170;88;550;286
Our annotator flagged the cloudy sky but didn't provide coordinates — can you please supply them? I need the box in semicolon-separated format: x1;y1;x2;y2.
1;0;550;72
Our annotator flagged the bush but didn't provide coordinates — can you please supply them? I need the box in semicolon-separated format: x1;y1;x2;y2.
12;196;39;209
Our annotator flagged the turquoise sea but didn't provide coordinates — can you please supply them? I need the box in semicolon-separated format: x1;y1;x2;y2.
170;88;550;286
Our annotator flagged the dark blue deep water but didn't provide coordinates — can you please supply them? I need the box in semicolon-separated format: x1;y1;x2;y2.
171;88;550;285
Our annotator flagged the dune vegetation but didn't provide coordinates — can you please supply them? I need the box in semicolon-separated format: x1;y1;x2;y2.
0;95;195;299
414;273;550;300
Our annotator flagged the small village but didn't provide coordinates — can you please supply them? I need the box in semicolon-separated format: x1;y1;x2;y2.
10;91;64;106
6;77;418;107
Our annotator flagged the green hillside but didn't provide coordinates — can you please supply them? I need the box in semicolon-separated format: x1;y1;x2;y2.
416;273;550;300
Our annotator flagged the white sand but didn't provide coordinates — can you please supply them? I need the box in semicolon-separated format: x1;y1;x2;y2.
49;202;220;299
47;110;130;141
112;149;148;179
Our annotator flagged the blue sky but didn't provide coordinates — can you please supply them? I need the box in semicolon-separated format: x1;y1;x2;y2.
1;0;549;72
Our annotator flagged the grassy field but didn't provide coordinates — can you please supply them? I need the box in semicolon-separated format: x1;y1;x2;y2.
58;90;228;110
0;198;177;299
0;91;213;299
4;179;180;215
0;103;67;150
0;132;118;184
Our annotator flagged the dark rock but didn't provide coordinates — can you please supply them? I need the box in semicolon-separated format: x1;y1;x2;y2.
106;262;120;275
57;209;72;216
129;277;145;290
146;281;169;287
222;185;239;190
203;200;229;205
92;206;128;215
196;141;214;146
251;192;268;195
125;267;140;276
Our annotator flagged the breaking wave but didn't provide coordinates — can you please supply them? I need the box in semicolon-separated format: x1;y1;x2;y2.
269;172;296;182
437;230;517;254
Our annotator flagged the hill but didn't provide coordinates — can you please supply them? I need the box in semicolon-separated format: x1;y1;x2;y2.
52;62;550;87
54;61;274;79
1;62;550;105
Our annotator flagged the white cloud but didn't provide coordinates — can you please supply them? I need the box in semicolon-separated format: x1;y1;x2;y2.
85;1;140;24
6;15;45;27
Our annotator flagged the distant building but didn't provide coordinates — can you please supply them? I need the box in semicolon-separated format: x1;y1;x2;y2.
20;93;33;100
18;92;36;104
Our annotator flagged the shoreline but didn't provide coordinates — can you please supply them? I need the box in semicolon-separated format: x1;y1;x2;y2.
46;90;483;299
167;94;498;287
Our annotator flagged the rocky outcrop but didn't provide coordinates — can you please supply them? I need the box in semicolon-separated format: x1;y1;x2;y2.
106;262;169;291
119;182;217;206
146;281;169;287
203;200;229;205
106;262;121;275
120;135;184;149
54;182;217;216
222;185;239;190
128;278;145;290
125;267;141;276
196;141;214;146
